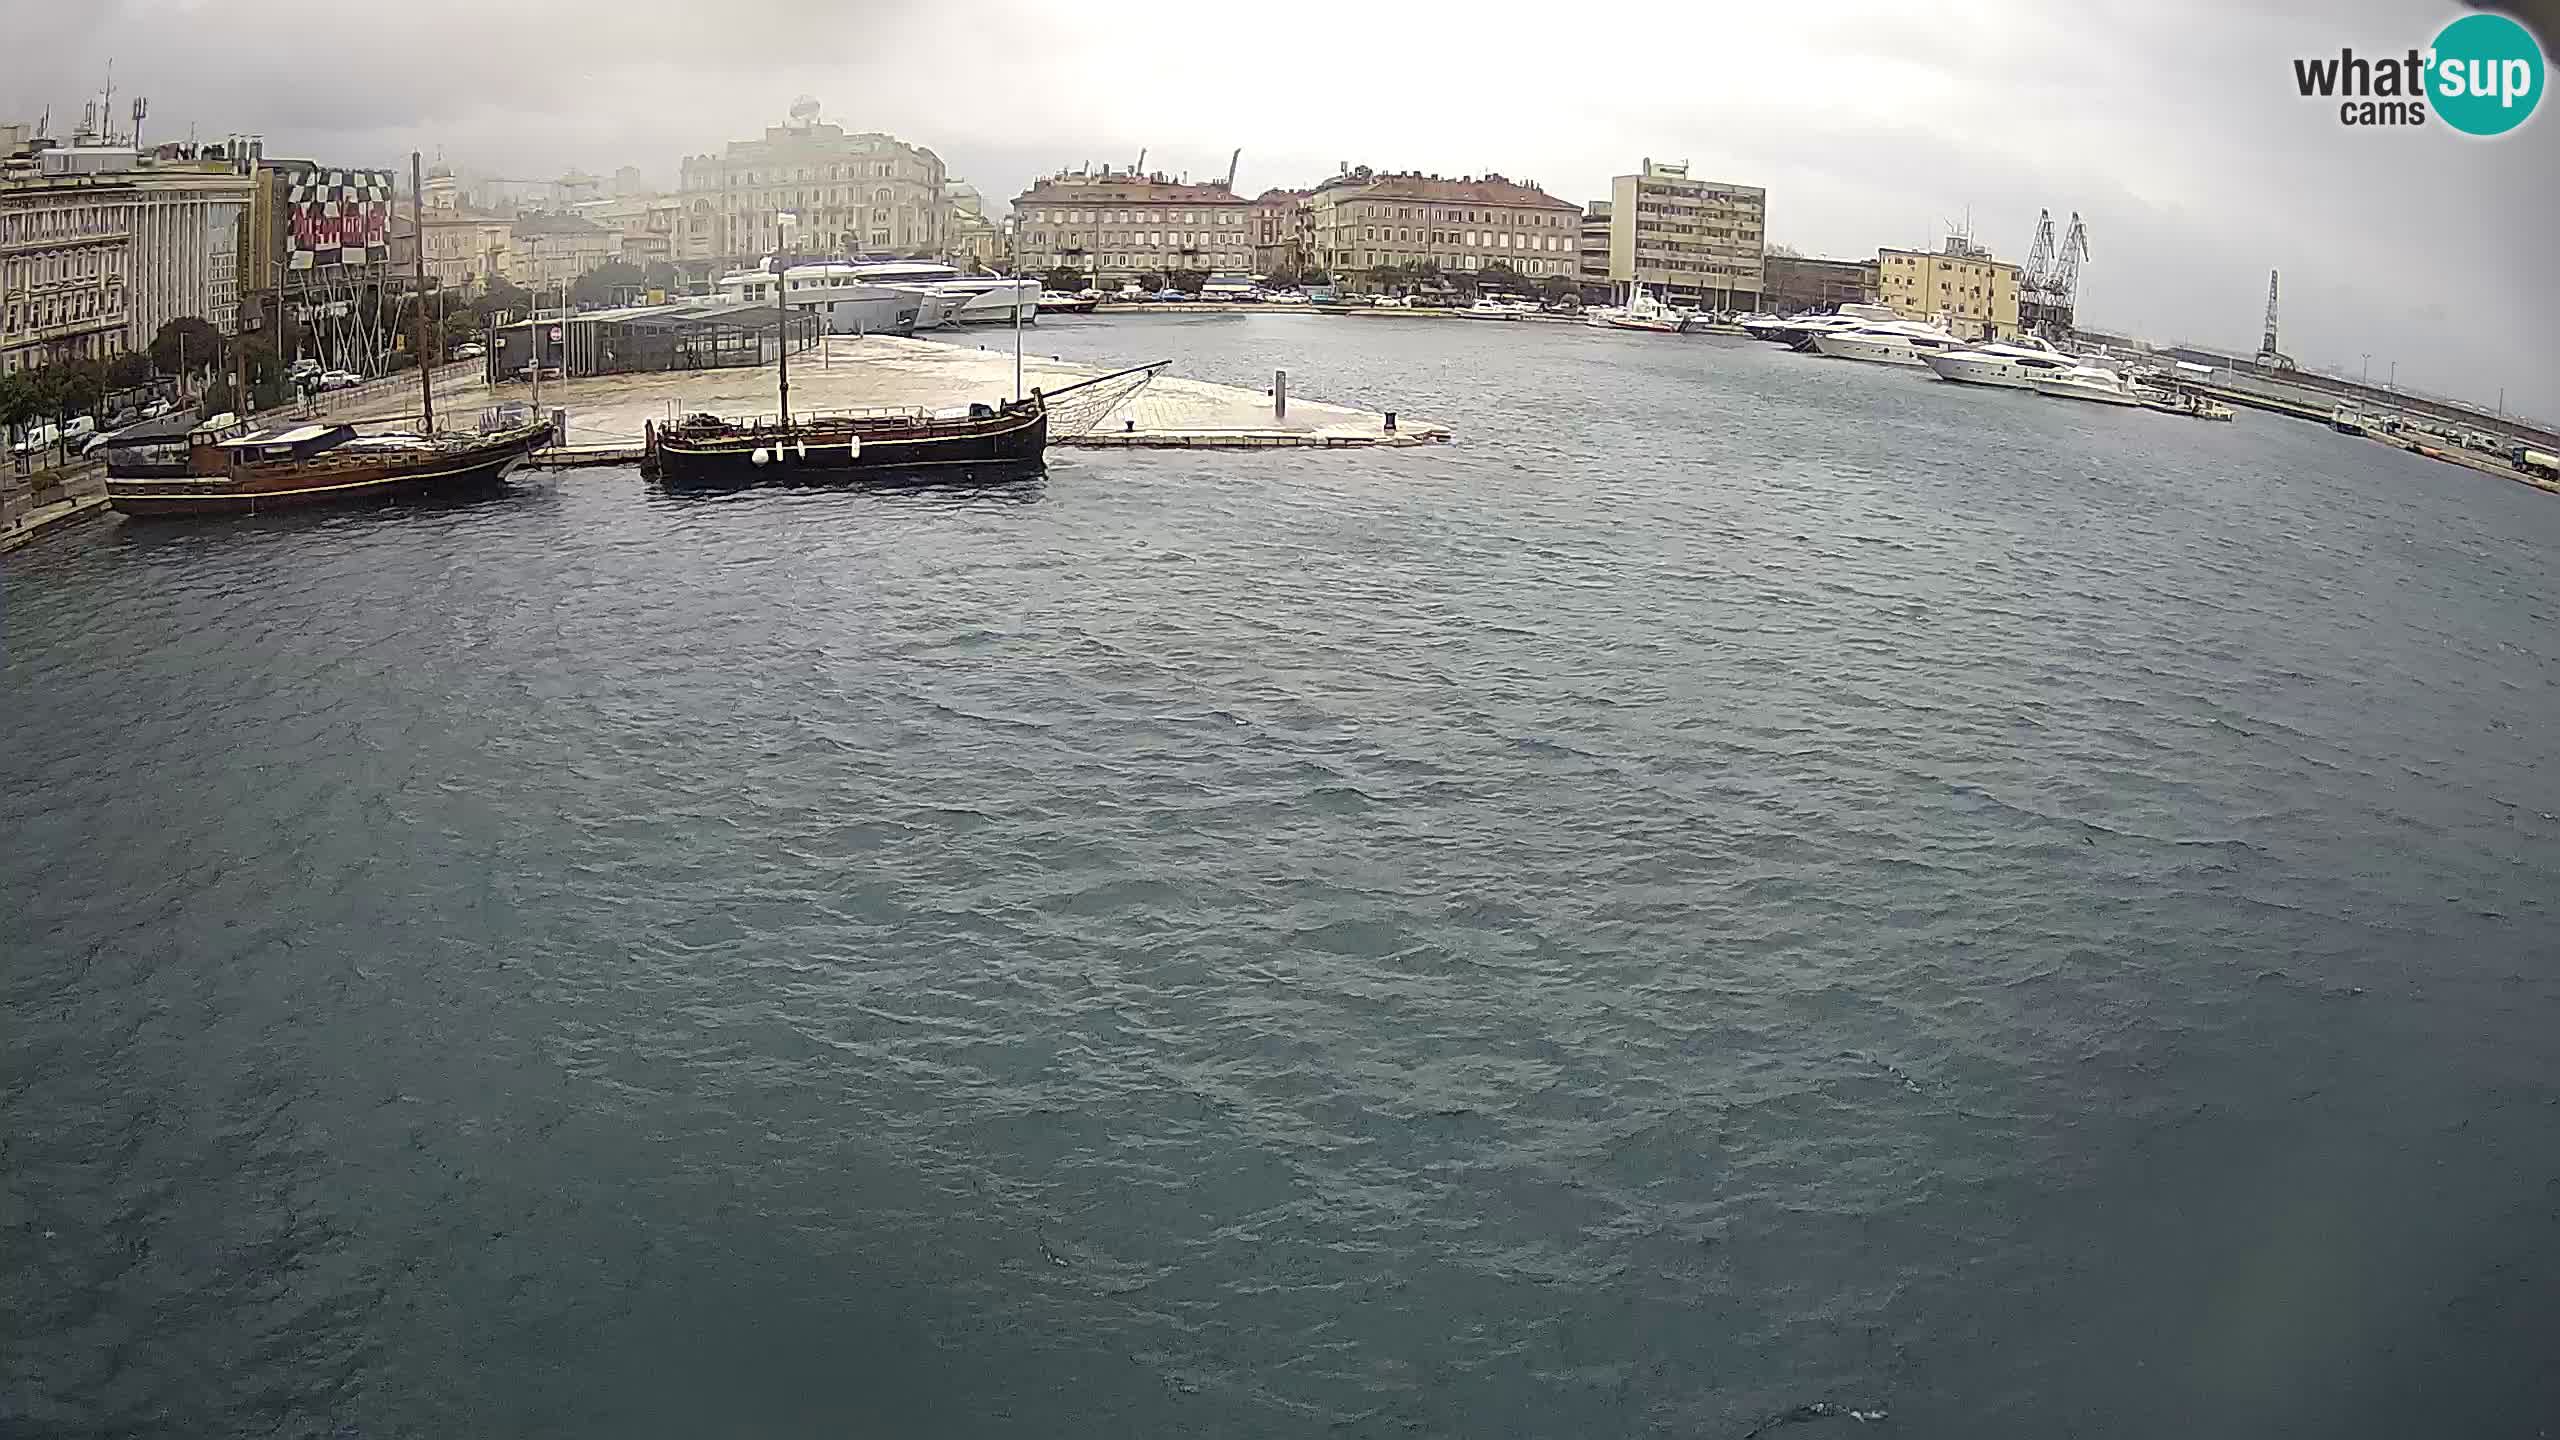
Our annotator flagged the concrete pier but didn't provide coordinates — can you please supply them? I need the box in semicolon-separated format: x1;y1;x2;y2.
338;335;1448;454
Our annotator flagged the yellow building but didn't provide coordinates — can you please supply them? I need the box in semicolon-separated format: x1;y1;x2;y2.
1878;238;2021;340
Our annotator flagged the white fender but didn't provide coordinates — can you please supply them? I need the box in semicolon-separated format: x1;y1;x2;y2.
751;447;770;465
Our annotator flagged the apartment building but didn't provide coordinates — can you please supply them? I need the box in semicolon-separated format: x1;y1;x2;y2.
1578;200;1612;294
677;101;945;263
1;142;253;375
1309;169;1580;287
1012;169;1251;281
1250;188;1311;274
0;167;132;375
1606;158;1766;309
1878;236;2020;340
510;211;618;291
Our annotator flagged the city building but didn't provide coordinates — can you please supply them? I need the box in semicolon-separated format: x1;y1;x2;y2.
1;138;253;376
1578;200;1612;296
126;161;253;349
1605;158;1766;310
1250;188;1311;275
510;211;617;291
1763;253;1878;314
1308;167;1580;289
402;164;516;295
0;159;134;375
944;179;1000;270
1011;168;1250;282
676;100;946;264
1878;235;2020;339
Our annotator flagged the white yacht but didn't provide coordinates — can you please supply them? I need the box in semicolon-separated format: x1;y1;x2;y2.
1923;335;2080;389
716;264;954;332
1810;319;1965;366
1604;284;1691;334
1776;302;1902;350
2031;364;2155;406
854;260;1040;326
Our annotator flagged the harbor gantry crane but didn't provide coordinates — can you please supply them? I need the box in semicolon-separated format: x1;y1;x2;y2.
2256;269;2296;370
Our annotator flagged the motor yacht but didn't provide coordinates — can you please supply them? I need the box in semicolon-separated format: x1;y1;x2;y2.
1923;335;2080;388
717;263;952;332
849;260;1041;326
1774;302;1901;349
1604;284;1692;334
2030;364;2155;406
1810;319;1965;366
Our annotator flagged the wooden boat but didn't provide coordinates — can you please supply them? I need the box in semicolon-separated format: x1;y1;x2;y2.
103;412;550;518
645;350;1164;489
106;152;551;520
652;396;1049;486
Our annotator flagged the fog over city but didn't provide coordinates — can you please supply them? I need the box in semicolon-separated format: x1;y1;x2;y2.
7;0;2554;410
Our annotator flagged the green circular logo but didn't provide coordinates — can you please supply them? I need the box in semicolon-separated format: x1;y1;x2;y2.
2428;12;2545;135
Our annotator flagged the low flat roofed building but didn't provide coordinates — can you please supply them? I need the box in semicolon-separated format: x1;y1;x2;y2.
1764;254;1878;314
487;299;820;380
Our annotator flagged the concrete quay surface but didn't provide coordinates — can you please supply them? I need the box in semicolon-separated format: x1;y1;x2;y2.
341;335;1448;452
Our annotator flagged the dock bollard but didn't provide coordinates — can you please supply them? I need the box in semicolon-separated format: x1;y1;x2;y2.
1274;369;1287;421
1384;410;1396;433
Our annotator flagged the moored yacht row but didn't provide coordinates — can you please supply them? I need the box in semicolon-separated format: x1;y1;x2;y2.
1743;305;2230;417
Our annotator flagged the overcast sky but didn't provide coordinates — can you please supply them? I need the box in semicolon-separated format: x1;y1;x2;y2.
8;0;2554;413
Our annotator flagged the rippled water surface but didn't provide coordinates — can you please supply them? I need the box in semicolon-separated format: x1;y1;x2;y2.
7;315;2559;1437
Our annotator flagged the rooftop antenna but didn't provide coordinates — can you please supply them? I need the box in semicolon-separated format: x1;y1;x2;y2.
131;97;148;152
101;58;113;141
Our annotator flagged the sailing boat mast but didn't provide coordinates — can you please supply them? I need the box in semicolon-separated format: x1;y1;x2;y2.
775;250;791;427
410;151;434;432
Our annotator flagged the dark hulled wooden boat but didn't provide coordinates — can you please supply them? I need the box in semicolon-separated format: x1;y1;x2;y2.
103;414;552;518
651;394;1049;486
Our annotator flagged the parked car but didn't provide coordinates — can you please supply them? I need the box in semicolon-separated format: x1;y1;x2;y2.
1265;290;1310;306
316;370;363;391
80;430;118;456
11;423;61;456
451;342;486;360
1154;287;1187;302
513;363;565;383
62;416;98;441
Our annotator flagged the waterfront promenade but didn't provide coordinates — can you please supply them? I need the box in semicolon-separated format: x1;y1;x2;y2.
339;335;1449;459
